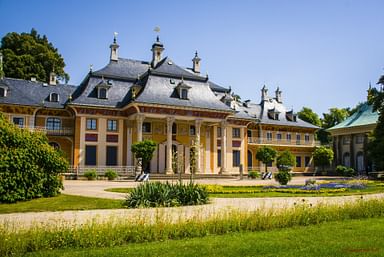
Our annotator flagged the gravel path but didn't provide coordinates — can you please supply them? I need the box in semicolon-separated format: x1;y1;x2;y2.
2;178;383;230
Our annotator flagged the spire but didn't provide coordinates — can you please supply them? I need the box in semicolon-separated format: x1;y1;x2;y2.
192;50;201;73
261;85;268;101
110;32;119;61
151;27;164;68
275;86;282;103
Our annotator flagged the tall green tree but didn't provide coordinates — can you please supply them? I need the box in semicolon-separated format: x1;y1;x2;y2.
1;28;69;83
318;107;350;144
131;140;157;173
368;83;384;170
313;146;334;174
256;146;277;174
298;107;321;127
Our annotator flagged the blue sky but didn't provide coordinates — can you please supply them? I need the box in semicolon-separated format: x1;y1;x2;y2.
1;0;383;115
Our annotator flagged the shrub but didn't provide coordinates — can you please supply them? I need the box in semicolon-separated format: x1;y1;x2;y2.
105;169;118;180
124;181;209;208
336;165;357;177
248;170;260;179
0;114;68;203
84;170;97;180
274;171;292;185
305;178;316;185
276;150;295;171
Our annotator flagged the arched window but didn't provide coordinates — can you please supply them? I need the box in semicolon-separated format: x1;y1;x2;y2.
49;92;59;102
49;142;60;150
356;152;364;172
98;88;107;99
343;152;350;167
46;118;61;130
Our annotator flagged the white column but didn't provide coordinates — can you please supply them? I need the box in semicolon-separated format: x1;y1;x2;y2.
136;114;145;142
220;120;228;174
195;119;202;174
165;116;175;174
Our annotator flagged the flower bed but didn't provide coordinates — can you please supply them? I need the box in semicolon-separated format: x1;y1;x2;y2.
204;185;348;194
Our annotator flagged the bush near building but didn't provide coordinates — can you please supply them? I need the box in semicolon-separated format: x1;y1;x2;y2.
0;113;68;203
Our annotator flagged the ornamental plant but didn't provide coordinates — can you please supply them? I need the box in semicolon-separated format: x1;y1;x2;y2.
0;113;68;203
256;146;277;175
131;140;157;173
313;146;334;174
104;169;118;180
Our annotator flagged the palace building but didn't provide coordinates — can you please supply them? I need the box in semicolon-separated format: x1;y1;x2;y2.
0;35;319;175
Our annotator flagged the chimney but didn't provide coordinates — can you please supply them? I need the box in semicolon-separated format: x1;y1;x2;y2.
261;85;268;101
31;77;37;82
49;71;56;85
275;87;282;103
192;51;201;73
151;36;164;68
110;32;119;62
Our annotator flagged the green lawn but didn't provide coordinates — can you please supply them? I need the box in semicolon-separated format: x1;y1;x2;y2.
25;217;384;257
0;194;123;214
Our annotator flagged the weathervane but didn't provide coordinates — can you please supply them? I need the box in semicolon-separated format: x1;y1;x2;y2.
113;32;118;43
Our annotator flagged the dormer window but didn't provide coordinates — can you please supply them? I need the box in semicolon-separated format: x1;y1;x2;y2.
268;108;280;120
286;110;297;122
49;92;59;102
175;80;191;100
96;78;111;99
0;86;8;97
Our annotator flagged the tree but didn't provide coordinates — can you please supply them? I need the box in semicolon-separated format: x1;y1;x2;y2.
368;84;384;170
256;146;277;175
298;107;321;127
1;28;69;83
276;150;296;171
319;107;350;144
131;140;157;173
313;146;334;174
0;113;68;203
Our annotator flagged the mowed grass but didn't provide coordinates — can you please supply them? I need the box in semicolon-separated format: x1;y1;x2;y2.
0;194;123;214
25;217;384;257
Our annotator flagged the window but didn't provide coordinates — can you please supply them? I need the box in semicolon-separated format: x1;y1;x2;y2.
46;118;61;130
343;152;351;167
267;131;272;141
217;149;222;167
247;130;252;138
343;136;350;145
305;134;310;143
142;122;151;133
286;133;291;142
106;146;118;166
181;89;188;99
12;117;24;128
0;87;7;97
98;88;107;99
86;119;97;130
217;127;222;137
296;156;302;167
296;134;301;145
85;145;97;166
49;93;59;102
305;156;311;167
356;135;364;144
276;133;282;141
49;142;60;150
232;150;240;167
233;128;241;138
107;120;117;131
172;123;177;135
190;125;196;136
274;113;279;120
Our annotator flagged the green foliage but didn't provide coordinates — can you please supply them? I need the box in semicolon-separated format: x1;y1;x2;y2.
298;107;321;127
319;107;350;144
274;171;292;185
276;150;295;171
104;169;118;180
367;85;384;170
335;165;357;177
255;146;277;174
124;181;209;208
2;198;384;256
1;28;69;83
131;140;157;172
83;170;97;180
0;113;68;203
248;170;260;179
313;146;334;173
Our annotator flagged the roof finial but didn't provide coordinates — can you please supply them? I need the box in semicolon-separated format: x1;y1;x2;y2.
154;26;160;42
89;64;93;73
195;51;198;58
113;32;118;44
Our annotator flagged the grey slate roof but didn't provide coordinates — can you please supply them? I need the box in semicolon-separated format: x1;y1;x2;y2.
0;78;76;109
135;75;232;111
92;58;149;80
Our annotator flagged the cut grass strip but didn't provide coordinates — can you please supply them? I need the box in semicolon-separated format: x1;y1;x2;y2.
0;194;123;214
24;217;384;257
1;198;384;256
